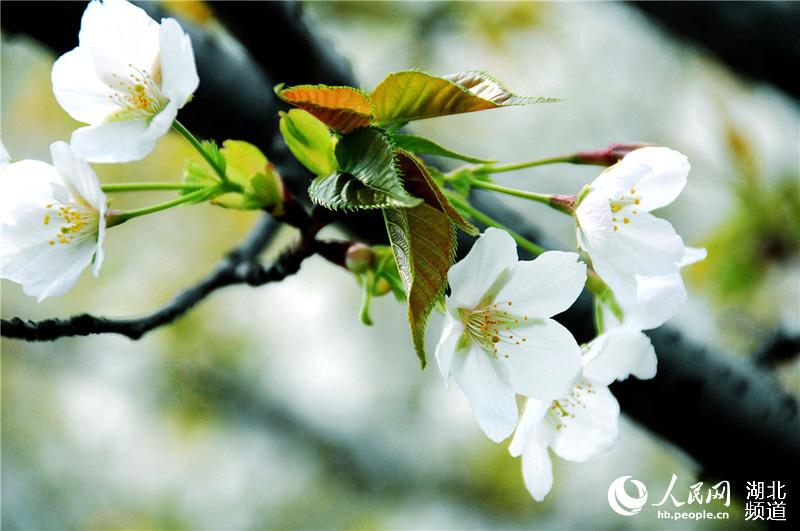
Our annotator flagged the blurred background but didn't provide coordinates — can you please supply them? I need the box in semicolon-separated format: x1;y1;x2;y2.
2;1;798;529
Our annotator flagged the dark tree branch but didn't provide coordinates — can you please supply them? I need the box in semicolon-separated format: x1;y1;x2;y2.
2;0;798;504
2;216;310;341
753;332;800;367
1;194;349;341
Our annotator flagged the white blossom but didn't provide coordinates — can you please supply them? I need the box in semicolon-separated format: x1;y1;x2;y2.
575;147;694;306
509;326;656;501
436;228;586;442
51;0;198;162
1;142;107;301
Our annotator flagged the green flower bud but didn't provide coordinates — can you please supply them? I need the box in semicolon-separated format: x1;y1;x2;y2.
345;243;375;274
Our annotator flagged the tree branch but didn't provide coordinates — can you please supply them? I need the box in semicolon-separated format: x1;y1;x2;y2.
1;194;349;341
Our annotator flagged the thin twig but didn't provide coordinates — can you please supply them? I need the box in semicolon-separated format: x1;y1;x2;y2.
1;195;350;342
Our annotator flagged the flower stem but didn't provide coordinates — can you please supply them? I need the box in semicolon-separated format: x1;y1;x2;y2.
445;192;545;256
172;120;227;181
101;182;206;193
593;296;605;334
482;155;577;174
106;185;221;227
469;179;574;214
586;270;624;321
359;273;375;326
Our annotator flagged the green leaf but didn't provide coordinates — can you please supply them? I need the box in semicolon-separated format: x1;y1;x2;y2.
392;133;495;164
384;203;457;367
186;140;284;210
396;151;478;235
200;140;226;175
181;160;222;204
243;166;284;213
216;140;282;210
221;140;266;186
384;152;468;366
309;128;422;210
275;83;374;133
371;70;557;125
182;140;230;203
279;109;338;176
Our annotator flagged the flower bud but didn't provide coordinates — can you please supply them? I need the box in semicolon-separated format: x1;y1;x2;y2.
548;194;576;214
373;277;392;296
345;243;375;274
574;143;654;166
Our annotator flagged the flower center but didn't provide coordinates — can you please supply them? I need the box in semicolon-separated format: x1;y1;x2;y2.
609;187;641;232
107;63;167;120
546;379;597;430
459;300;530;357
43;203;99;246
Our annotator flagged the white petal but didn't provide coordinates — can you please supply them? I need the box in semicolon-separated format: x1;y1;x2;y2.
158;18;199;108
450;346;518;442
575;189;614;251
1;212;96;301
588;212;684;304
680;246;707;267
497;318;582;401
92;210;107;276
624;272;687;330
49;142;106;210
35;243;97;301
495;251;586;319
605;212;684;275
70;103;176;163
51;47;119;124
590;251;639;305
2;205;58;257
549;382;620;463
582;327;657;385
0;139;9;165
435;311;465;381
79;0;160;80
448;227;517;309
0;161;64;224
626;147;690;212
618;245;705;329
509;398;550;457
588;161;642;201
520;430;554;502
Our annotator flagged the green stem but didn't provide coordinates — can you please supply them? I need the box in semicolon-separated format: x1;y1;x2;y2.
482;155;577;174
106;185;220;227
358;272;375;326
445;192;545;256
586;270;624;321
101;182;206;193
593;296;605;334
469;179;564;209
172;120;227;181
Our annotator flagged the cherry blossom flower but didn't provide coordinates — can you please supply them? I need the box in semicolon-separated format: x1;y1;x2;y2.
436;228;586;442
509;326;656;501
51;0;198;162
1;142;107;301
575;147;693;305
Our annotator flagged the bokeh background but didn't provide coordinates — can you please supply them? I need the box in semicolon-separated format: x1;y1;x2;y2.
2;1;798;529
